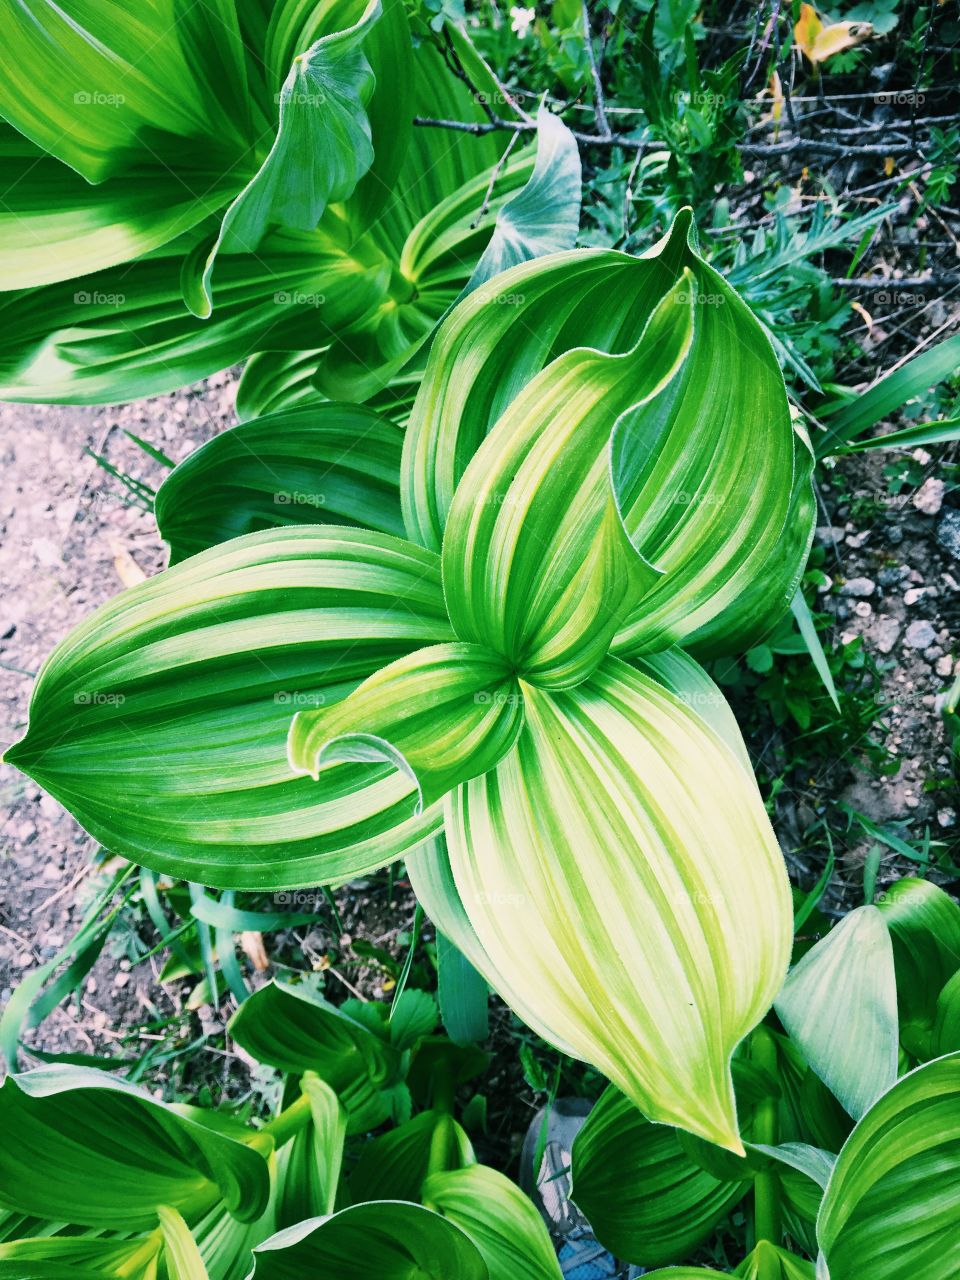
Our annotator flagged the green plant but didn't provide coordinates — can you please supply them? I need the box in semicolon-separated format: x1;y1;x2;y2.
4;4;960;1276
0;979;565;1278
7;210;815;1150
0;0;581;407
569;875;960;1276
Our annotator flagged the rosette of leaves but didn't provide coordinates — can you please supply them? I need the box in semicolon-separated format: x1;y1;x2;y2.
571;877;960;1277
0;0;580;404
0;982;561;1279
6;210;815;1151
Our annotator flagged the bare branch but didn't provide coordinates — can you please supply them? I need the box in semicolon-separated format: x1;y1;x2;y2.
581;1;611;138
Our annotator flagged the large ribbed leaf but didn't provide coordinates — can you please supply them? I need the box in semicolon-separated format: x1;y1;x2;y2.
0;1234;161;1279
350;1110;473;1203
194;0;384;316
312;107;581;405
248;1202;486;1280
403;210;808;656
462;104;581;295
775;906;899;1119
0;1066;270;1230
155;405;406;564
877;878;960;1059
644;1244;814;1278
274;1074;346;1226
4;529;452;887
423;1164;562;1280
570;1086;748;1266
288;643;525;807
406;836;526;1044
0;127;232;290
0;0;252;183
0;228;387;404
0;0;413;303
158;1204;209;1280
445;656;792;1151
228;981;404;1134
439;277;691;688
817;1053;960;1279
933;970;960;1055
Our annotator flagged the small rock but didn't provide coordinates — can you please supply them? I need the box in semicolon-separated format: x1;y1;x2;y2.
114;971;130;989
938;809;957;829
38;794;61;820
904;620;937;650
854;601;873;618
878;566;909;587
937;510;960;561
874;616;902;654
845;530;871;549
913;476;945;515
904;586;937;606
841;577;876;597
888;526;904;546
936;655;955;677
924;646;944;662
814;525;844;546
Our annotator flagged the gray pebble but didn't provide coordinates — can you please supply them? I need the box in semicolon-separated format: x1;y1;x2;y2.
840;576;875;598
904;620;937;650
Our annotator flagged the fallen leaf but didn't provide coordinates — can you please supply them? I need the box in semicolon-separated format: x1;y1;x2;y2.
240;931;270;971
850;300;874;332
108;537;147;587
795;3;873;64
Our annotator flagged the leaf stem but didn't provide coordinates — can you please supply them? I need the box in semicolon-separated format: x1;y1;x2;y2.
260;1089;313;1148
751;1026;781;1246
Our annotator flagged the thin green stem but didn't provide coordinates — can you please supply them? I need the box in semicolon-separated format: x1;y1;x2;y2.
260;1089;313;1149
751;1026;781;1247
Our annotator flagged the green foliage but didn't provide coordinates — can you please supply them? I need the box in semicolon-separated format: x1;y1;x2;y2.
0;985;558;1279
2;2;960;1276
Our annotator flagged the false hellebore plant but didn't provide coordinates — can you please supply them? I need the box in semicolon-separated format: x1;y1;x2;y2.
6;211;817;1154
0;0;579;409
0;981;570;1278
